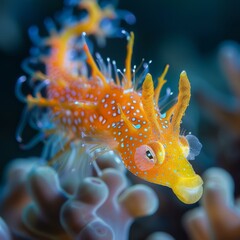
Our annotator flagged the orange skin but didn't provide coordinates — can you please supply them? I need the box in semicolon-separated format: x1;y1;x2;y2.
24;0;203;204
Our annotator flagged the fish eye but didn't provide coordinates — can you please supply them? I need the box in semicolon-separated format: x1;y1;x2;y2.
134;145;156;171
146;149;154;160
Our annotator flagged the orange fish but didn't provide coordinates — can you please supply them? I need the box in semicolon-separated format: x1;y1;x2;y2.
16;0;203;204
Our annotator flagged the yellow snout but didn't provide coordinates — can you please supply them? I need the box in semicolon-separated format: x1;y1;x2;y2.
172;175;203;204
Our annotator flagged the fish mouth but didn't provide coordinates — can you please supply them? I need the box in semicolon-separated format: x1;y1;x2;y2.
173;175;203;204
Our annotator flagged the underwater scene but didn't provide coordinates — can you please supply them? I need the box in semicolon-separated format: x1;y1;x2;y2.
0;0;240;239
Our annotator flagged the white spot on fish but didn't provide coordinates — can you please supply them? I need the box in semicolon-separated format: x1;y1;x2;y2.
66;110;71;116
89;116;94;123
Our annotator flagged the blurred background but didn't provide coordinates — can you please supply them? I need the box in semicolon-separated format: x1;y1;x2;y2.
0;0;240;239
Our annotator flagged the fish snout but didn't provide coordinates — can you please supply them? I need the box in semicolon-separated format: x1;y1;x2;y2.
173;175;203;204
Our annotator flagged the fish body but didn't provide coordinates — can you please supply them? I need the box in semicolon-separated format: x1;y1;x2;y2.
17;0;203;204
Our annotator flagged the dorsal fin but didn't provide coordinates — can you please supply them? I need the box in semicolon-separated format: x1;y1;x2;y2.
171;71;191;134
124;32;134;89
142;73;161;136
154;64;169;107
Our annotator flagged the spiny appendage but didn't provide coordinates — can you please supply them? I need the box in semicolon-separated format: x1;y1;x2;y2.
154;64;169;106
121;31;152;91
82;39;108;87
63;0;117;39
80;31;134;89
26;94;97;111
81;31;151;92
23;0;119;84
142;73;161;136
124;32;134;89
171;71;191;134
15;75;98;147
50;0;135;77
141;66;172;137
140;67;191;137
16;75;96;110
48;0;135;85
